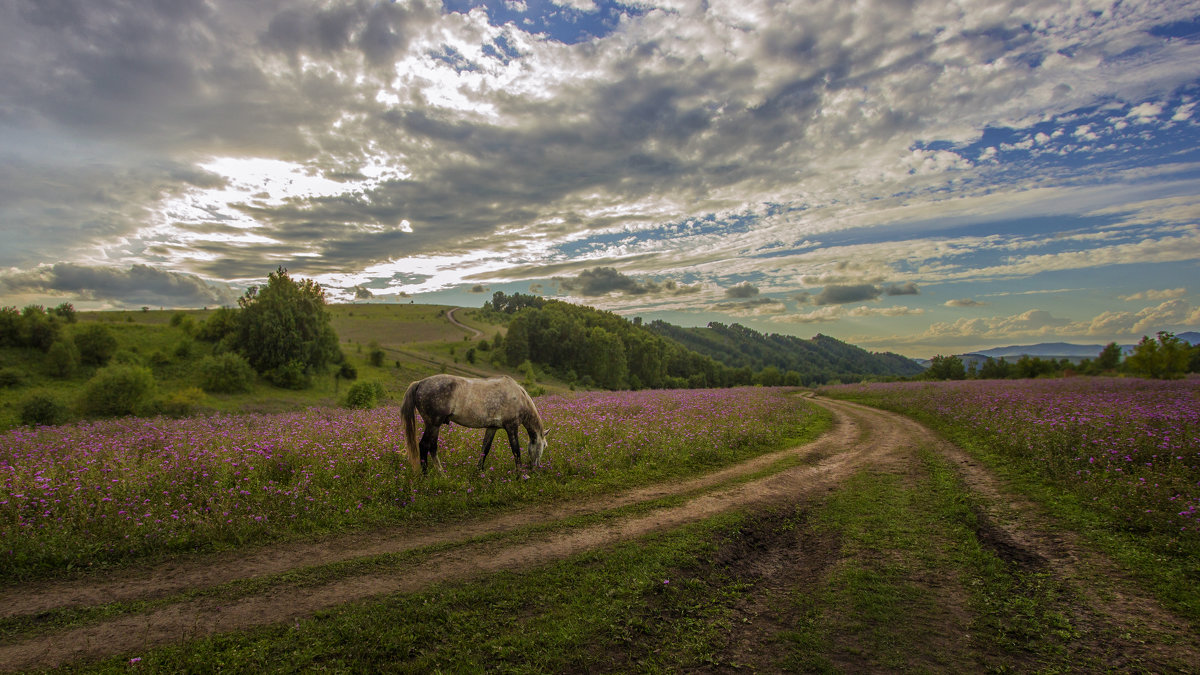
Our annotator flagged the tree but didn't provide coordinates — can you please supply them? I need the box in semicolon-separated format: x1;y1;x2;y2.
234;268;341;385
1125;331;1189;379
1096;342;1122;370
74;323;118;366
926;354;966;380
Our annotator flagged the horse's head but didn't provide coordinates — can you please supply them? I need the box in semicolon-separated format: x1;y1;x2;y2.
530;428;550;467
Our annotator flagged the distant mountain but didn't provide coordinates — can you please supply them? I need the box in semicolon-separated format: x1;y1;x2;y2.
973;342;1109;359
646;320;926;381
1178;331;1200;345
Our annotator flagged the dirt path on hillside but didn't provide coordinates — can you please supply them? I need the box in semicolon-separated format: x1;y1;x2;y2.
445;307;483;339
2;396;1197;671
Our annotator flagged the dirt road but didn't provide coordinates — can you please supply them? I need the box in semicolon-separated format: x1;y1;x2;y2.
1;396;1196;671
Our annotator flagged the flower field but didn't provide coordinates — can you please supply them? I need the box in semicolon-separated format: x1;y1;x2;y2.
824;377;1200;542
1;387;826;580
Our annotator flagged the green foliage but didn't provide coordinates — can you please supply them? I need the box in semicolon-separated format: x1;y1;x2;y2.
111;350;144;366
925;354;966;380
234;268;340;386
196;306;238;343
73;323;118;366
338;361;358;380
0;366;27;388
978;357;1011;379
1096;342;1122;370
367;340;385;367
1125;331;1190;379
265;361;311;390
487;290;547;314
198;352;256;394
154;387;209;418
173;338;193;358
45;339;80;378
80;364;157;417
344;380;386;409
18;305;60;351
19;393;67;427
51;302;77;323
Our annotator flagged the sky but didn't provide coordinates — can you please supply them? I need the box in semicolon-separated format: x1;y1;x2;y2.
1;0;1199;357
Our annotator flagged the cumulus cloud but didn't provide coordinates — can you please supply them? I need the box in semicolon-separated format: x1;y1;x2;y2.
469;284;490;293
724;282;760;298
557;267;700;297
945;298;986;307
353;285;373;299
882;282;919;296
0;263;239;308
1119;287;1187;302
1069;298;1200;336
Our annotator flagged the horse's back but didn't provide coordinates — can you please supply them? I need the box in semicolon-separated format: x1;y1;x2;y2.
419;374;529;429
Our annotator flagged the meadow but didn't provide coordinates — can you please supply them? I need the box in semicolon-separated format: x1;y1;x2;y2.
0;387;828;582
824;376;1200;618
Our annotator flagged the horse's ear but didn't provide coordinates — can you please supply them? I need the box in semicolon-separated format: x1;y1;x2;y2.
544;428;551;438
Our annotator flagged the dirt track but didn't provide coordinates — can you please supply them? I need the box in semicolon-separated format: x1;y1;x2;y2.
1;396;1196;671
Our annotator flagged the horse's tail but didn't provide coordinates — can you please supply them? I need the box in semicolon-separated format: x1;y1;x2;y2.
400;380;421;474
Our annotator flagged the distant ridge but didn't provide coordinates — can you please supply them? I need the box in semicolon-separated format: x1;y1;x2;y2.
646;320;926;381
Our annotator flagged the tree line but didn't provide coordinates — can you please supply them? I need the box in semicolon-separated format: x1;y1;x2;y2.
925;332;1200;381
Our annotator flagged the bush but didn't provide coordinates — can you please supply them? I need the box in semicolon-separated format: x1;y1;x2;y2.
196;307;238;343
74;323;118;366
338;362;358;380
174;339;193;359
154;387;209;418
345;381;386;409
52;302;77;323
0;366;27;388
20;306;60;351
111;350;144;366
265;361;311;390
80;364;157;417
198;353;255;393
46;339;80;378
20;393;67;427
368;341;385;367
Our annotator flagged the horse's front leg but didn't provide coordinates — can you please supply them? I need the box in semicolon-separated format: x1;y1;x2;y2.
505;425;521;468
478;427;499;471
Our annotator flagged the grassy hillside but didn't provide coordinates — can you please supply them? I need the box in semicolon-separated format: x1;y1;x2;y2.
0;304;528;431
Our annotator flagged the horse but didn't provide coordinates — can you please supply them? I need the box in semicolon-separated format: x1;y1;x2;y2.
400;374;549;475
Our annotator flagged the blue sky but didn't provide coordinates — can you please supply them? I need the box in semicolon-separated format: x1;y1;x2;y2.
1;0;1199;356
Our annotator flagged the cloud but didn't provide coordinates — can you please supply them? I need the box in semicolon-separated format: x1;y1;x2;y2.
847;305;924;318
945;298;986;307
1119;288;1186;302
813;284;882;305
770;306;847;324
557;267;700;297
724;282;760;298
882;282;919;296
1068;298;1200;336
0;263;239;308
353;285;373;299
468;284;490;293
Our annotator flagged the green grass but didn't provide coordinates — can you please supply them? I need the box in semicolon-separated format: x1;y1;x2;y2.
824;385;1200;628
0;304;522;430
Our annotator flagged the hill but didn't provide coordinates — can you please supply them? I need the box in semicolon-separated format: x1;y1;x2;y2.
645;320;926;383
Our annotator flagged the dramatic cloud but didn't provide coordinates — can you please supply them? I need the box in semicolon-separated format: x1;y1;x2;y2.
557;267;700;298
812;284;883;306
0;264;239;307
353;285;374;299
1;0;1198;349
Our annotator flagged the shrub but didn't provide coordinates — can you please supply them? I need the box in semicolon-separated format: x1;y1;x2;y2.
338;362;358;380
198;353;255;393
52;302;77;323
149;350;171;368
46;339;81;378
196;307;238;343
155;387;209;418
174;338;194;359
111;350;144;366
20;306;60;351
80;364;156;417
0;367;27;388
345;381;386;409
368;341;385;367
265;361;310;390
74;323;118;366
20;393;67;427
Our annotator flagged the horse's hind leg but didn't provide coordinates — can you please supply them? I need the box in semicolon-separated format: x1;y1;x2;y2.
419;423;445;475
505;425;521;468
478;427;499;471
